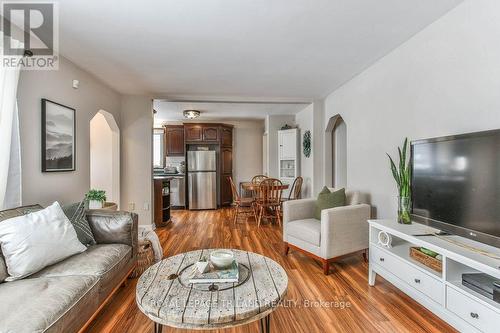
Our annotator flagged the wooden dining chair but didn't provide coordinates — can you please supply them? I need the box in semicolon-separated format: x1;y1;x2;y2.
285;176;303;201
256;178;283;227
229;176;254;223
251;175;268;218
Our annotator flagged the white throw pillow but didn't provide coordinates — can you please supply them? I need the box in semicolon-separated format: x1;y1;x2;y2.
0;202;87;281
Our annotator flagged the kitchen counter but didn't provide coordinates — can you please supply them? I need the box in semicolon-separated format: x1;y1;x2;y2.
153;173;185;179
153;173;186;209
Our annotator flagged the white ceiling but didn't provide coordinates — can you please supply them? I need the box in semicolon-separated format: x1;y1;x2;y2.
153;101;309;121
56;0;462;99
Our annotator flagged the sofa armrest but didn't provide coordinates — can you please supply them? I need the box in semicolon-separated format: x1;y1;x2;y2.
320;204;370;259
283;199;316;242
283;198;316;224
86;210;138;258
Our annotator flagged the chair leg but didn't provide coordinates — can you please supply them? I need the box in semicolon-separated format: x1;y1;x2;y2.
233;206;239;224
284;243;289;256
257;206;263;227
276;207;282;227
322;260;330;275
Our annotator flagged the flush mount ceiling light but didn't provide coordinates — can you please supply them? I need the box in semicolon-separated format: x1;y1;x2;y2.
183;110;200;119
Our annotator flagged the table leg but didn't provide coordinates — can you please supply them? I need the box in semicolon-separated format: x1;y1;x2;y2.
154;322;163;333
260;314;271;333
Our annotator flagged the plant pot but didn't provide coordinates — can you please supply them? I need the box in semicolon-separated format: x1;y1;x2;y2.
88;200;103;209
398;196;411;224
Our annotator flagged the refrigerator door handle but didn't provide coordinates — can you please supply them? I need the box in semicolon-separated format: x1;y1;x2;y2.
188;173;194;208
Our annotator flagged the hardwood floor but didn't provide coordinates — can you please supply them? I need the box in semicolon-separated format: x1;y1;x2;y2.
86;208;457;333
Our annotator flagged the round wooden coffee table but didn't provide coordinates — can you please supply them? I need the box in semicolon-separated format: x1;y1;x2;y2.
136;249;288;333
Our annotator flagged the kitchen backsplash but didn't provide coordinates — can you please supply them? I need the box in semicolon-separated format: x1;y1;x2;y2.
165;156;185;170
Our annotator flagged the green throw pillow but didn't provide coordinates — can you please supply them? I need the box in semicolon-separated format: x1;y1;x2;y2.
314;187;346;220
62;201;96;246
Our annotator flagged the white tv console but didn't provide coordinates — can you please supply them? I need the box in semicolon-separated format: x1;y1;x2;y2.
368;219;500;333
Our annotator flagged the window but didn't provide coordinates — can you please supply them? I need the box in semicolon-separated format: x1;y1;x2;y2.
153;128;165;168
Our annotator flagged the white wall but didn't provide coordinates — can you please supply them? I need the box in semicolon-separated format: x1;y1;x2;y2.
90;111;120;206
324;0;500;219
17;56;121;206
90;113;112;195
333;119;347;187
121;96;153;225
231;120;264;187
295;104;313;197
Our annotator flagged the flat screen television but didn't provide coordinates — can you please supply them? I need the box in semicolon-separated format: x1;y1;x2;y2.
411;129;500;248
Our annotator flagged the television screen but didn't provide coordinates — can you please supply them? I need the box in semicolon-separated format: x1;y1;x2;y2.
411;130;500;246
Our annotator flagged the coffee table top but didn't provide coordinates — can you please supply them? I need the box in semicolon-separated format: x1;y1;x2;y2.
136;249;288;329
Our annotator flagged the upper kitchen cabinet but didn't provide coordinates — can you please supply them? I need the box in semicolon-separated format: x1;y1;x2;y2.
278;128;299;186
185;125;203;142
278;128;298;160
202;126;219;141
184;124;220;142
165;125;185;156
220;125;233;147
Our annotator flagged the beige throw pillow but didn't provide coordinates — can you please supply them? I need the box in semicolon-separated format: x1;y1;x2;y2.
0;202;87;281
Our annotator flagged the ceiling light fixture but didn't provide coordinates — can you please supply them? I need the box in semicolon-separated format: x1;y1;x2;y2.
183;110;200;119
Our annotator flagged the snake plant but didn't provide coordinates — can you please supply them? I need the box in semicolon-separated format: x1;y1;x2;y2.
387;138;412;224
387;138;411;198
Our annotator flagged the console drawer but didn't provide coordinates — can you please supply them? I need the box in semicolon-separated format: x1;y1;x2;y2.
446;285;500;333
371;246;443;305
399;262;443;305
370;246;399;272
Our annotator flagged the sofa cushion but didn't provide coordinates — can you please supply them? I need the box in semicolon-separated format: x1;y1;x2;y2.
287;218;321;246
327;188;360;205
314;187;345;220
33;243;133;303
0;251;7;283
0;205;43;283
62;201;96;246
34;244;131;278
0;204;43;222
0;275;98;333
0;202;87;281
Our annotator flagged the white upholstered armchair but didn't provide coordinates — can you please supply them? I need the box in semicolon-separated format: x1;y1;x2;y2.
283;188;371;274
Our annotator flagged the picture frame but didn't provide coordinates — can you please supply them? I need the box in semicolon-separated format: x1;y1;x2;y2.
41;98;76;172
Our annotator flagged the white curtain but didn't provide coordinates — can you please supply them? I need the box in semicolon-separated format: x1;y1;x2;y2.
0;32;23;210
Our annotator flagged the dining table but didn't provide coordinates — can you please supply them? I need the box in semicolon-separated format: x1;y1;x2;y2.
240;182;289;192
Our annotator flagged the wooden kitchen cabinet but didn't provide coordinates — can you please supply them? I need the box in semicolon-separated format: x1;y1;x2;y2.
221;126;233;147
202;126;219;141
220;142;233;206
165;125;184;156
185;125;203;141
221;147;232;174
154;178;171;227
220;175;233;206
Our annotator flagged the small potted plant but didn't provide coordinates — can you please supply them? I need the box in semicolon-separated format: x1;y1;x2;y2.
86;189;106;209
387;138;411;224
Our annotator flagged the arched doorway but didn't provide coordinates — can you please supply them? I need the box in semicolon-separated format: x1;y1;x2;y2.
90;110;120;208
325;115;347;188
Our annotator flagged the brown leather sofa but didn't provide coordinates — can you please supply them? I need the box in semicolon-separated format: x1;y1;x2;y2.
0;207;138;333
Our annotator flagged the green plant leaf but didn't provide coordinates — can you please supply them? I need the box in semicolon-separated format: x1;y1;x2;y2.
401;137;408;171
387;154;400;189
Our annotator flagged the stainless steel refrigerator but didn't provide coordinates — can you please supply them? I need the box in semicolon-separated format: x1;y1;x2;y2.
187;151;217;210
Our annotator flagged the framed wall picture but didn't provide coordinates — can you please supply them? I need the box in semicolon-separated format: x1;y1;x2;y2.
41;99;76;172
